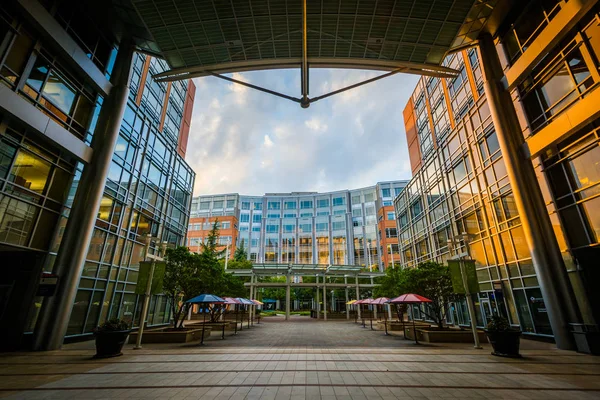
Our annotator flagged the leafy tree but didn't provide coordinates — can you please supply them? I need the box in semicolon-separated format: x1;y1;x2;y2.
373;265;407;298
233;240;248;261
403;261;456;328
163;246;203;329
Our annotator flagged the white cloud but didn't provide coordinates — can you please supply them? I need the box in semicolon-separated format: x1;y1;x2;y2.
185;68;418;195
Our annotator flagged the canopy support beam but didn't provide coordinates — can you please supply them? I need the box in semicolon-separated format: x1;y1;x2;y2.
301;0;309;108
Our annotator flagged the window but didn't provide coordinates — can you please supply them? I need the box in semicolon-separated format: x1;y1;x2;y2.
333;209;346;215
300;200;313;209
394;187;403;196
315;222;328;232
410;200;422;218
364;193;375;202
300;212;313;217
267;213;280;218
213;200;223;209
252;214;262;223
266;224;279;233
332;221;345;230
352;208;362;217
283;212;296;218
479;130;501;164
381;188;391;198
283;224;295;233
352;217;362;227
284;201;296;209
221;221;230;229
200;201;210;210
387;212;395;220
254;202;262;210
332;197;345;206
298;223;312;233
317;199;329;208
226;200;235;208
317;211;329;216
251;225;261;232
351;195;361;204
385;228;398;238
241;201;250;210
240;214;250;223
267;201;280;210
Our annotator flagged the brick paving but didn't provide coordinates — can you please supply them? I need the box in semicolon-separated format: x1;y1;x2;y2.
1;318;600;399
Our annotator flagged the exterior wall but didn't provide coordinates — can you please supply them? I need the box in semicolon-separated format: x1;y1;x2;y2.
188;182;408;270
377;206;400;268
0;1;196;342
178;80;195;158
187;215;238;257
396;1;600;337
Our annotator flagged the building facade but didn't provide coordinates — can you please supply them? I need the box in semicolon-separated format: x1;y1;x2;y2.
187;182;407;270
0;1;195;349
395;1;600;349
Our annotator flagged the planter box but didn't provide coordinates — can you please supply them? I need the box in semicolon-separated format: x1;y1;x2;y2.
187;321;238;331
376;321;430;331
404;327;486;343
128;327;212;344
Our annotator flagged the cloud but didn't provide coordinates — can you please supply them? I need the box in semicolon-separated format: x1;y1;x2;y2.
185;69;419;196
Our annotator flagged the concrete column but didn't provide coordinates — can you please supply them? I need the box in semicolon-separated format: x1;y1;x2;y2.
249;275;254;325
323;280;327;321
316;276;320;319
355;275;361;320
33;37;135;351
479;34;579;350
345;276;349;320
285;275;291;321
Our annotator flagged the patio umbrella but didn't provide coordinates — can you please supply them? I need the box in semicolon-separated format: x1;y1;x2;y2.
236;298;254;329
186;294;226;345
389;294;432;344
371;298;390;335
356;299;373;328
251;300;263;324
223;297;242;335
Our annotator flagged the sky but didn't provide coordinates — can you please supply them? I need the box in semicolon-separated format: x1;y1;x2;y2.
186;68;419;196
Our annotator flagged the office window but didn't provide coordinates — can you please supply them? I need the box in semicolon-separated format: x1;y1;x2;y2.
226;199;235;208
332;221;346;230
241;201;250;210
251;225;261;232
283;212;296;218
298;223;312;233
267;201;280;210
213;200;223;209
387;212;395;220
284;201;296;209
267;213;280;218
317;211;329;216
364;193;375;202
266;224;279;233
283;224;295;233
240;214;250;222
317;199;329;208
300;200;313;209
394;187;403;196
199;201;210;210
300;212;313;217
254;202;262;210
351;195;361;204
221;221;230;229
381;188;391;198
252;214;262;223
386;228;398;238
332;197;345;206
316;222;328;232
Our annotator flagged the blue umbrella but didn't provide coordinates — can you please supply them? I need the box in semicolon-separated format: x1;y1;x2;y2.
186;294;226;304
186;294;225;344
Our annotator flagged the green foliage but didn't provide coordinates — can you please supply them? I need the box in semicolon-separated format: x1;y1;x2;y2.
164;244;249;328
486;316;511;332
96;319;129;332
373;265;407;298
200;220;225;260
222;258;253;270
403;261;456;328
233;241;248;261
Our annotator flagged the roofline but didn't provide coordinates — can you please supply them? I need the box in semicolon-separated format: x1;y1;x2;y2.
152;58;459;83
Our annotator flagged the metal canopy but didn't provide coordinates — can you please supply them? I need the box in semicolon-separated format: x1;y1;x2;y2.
130;0;493;86
227;264;385;278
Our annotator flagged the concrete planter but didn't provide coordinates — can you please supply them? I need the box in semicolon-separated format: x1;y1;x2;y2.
128;327;211;344
404;327;486;343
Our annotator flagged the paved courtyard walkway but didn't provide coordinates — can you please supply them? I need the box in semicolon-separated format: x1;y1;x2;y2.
1;318;600;399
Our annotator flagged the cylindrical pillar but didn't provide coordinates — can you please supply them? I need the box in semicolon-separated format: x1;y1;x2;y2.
323;282;327;321
33;37;135;351
345;277;349;320
355;276;361;320
478;34;580;350
285;275;291;321
316;276;320;319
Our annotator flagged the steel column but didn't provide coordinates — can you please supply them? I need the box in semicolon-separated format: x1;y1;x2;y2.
323;281;327;321
285;274;291;321
479;34;580;350
33;37;135;351
355;275;361;320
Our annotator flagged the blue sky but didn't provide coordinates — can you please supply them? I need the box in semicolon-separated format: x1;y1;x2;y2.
187;69;419;196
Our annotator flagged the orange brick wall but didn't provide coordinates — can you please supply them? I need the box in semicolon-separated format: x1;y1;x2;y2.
187;215;238;259
377;206;400;268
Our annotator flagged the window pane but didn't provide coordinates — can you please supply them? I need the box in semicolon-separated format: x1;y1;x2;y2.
10;150;51;194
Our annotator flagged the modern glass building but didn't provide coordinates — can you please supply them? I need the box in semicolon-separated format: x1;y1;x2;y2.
395;1;600;351
0;1;195;349
188;181;408;270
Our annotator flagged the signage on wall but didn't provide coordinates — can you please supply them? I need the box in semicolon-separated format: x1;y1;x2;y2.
36;273;59;296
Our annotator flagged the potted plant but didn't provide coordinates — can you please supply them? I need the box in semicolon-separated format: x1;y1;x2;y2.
485;316;521;358
94;319;131;358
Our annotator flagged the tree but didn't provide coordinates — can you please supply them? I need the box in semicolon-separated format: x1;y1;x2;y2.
233;240;248;261
163;246;204;329
201;220;225;261
403;261;456;329
373;265;407;298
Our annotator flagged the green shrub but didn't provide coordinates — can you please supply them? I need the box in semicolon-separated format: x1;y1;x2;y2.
96;319;129;332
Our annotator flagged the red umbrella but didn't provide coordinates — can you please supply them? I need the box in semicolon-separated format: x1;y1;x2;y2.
371;298;390;335
388;294;432;344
